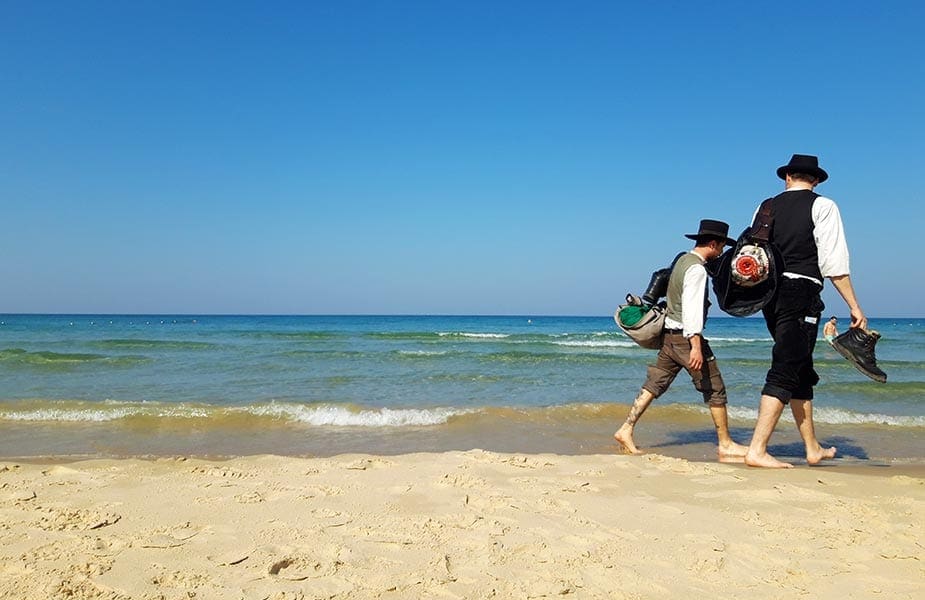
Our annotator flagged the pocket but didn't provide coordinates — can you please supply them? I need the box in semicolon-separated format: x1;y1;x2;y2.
800;294;825;346
778;279;822;315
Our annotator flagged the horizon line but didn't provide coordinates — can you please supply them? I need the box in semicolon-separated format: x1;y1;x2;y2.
0;312;919;320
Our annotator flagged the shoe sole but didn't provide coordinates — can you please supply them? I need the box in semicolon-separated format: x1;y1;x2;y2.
831;340;887;383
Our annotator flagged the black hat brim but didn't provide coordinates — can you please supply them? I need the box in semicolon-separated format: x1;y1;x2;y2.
685;233;737;246
777;165;828;183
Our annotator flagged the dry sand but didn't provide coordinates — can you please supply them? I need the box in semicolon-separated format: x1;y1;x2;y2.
0;451;922;599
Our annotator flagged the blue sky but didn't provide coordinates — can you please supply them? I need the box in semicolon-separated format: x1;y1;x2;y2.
2;1;923;316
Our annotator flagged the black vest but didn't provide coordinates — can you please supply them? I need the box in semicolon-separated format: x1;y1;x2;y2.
770;189;821;281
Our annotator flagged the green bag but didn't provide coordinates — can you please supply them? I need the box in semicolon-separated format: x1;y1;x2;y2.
618;304;649;327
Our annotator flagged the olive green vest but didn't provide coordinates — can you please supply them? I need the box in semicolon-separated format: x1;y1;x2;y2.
665;252;708;325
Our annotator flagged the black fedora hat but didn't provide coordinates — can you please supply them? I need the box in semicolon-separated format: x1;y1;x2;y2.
685;219;736;246
776;154;828;183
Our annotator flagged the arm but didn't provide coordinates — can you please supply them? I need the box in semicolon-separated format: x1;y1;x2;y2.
688;333;704;371
829;274;868;330
681;262;707;369
813;197;850;278
813;197;867;329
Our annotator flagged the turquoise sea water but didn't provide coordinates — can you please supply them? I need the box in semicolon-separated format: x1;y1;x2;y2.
1;314;922;462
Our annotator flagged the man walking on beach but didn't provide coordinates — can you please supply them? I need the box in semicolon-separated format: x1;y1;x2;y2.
745;154;870;468
615;220;749;462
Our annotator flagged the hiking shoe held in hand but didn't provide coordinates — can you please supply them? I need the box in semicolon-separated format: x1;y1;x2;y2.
831;328;887;383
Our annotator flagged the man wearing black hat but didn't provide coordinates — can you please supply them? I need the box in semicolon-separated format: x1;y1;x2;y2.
615;220;748;461
745;154;869;468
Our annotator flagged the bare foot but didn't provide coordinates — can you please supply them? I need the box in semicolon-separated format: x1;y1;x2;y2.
718;441;749;463
745;450;794;469
806;445;837;465
614;426;642;455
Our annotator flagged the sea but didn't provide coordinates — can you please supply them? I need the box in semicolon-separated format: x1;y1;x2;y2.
1;314;922;466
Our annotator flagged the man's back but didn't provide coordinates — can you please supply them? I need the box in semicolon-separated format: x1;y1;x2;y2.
665;252;705;325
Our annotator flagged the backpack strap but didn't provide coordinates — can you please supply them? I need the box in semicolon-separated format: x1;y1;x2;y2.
748;197;774;243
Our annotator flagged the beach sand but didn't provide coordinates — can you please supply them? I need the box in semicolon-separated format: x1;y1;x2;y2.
0;452;922;599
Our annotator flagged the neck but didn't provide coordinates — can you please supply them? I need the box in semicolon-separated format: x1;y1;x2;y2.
692;247;710;261
785;180;815;191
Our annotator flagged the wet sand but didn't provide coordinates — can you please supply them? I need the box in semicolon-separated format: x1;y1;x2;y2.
2;404;922;469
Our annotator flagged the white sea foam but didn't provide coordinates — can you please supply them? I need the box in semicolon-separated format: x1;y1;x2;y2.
708;337;773;343
1;407;138;422
438;332;509;339
247;403;466;427
0;403;212;422
722;405;925;427
552;340;637;348
397;350;448;356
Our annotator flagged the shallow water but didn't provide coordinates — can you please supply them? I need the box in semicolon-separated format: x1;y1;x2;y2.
1;314;922;464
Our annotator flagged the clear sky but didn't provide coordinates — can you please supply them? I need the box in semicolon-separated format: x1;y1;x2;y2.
2;1;923;316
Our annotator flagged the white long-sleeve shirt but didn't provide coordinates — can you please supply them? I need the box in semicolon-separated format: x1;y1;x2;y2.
811;196;851;279
663;252;707;338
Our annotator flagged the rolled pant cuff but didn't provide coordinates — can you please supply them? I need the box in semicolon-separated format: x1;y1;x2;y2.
761;384;792;404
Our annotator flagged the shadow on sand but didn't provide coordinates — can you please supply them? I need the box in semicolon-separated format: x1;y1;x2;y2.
648;429;871;461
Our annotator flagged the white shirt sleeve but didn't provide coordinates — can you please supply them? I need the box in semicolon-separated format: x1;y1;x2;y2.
681;262;707;337
813;196;850;277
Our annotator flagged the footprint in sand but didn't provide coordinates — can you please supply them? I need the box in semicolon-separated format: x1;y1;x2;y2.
234;491;266;504
137;523;202;548
0;489;36;505
500;455;556;469
464;451;555;470
268;554;342;580
83;535;128;558
47;575;122;600
34;505;121;531
21;540;69;563
343;457;394;471
561;481;599;493
298;484;344;499
190;465;252;479
207;549;250;566
148;566;213;590
574;469;607;478
248;544;344;582
438;472;488;489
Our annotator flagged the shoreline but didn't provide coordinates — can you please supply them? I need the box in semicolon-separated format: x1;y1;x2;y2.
1;450;922;599
5;451;925;480
3;404;922;470
0;447;925;481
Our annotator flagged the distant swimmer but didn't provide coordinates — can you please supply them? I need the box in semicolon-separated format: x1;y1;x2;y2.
823;316;838;344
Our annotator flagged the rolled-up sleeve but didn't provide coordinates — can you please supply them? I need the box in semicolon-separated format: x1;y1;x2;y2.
813;196;850;277
681;263;707;337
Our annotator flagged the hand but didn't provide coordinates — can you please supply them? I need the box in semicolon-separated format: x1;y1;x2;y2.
850;308;868;331
688;347;704;371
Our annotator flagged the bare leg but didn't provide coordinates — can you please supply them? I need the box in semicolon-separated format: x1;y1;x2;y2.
745;394;793;468
709;405;748;462
790;399;837;465
614;389;655;455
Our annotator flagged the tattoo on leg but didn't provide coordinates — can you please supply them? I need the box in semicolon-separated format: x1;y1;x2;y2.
625;394;645;425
